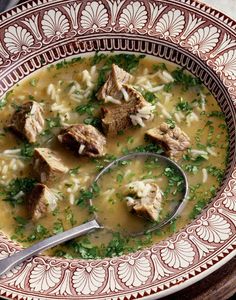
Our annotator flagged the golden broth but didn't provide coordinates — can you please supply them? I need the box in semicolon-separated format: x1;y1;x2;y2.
94;156;184;235
0;54;228;258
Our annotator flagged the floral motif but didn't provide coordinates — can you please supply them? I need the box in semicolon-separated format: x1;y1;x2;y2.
0;247;8;260
160;240;195;269
219;208;236;225
0;42;9;58
151;254;173;280
181;14;205;39
5;263;32;288
4;25;34;54
64;3;81;30
220;179;236;211
119;1;147;30
196;214;231;243
210;33;236;58
42;9;70;39
155;9;185;38
107;0;125;26
0;245;22;279
214;49;236;80
0;0;235;299
187;26;220;54
22;15;42;40
80;1;108;30
29;264;62;291
50;270;73;296
102;266;123;293
118;257;151;287
148;3;166;29
0;264;22;279
72;265;106;294
189;235;216;259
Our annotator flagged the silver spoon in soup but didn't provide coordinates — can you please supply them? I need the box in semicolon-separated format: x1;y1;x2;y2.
0;152;188;276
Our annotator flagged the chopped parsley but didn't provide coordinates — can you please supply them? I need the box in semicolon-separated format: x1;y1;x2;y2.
66;238;100;259
116;173;124;184
55;57;83;70
75;183;99;207
0;90;13;110
189;199;207;219
75;101;99;116
27;224;49;242
53;220;64;234
172;68;202;91
3;178;37;206
164;82;174;92
46;115;61;129
92;154;117;171
208;111;225;119
132;142;164;154
206;166;224;182
41;114;61;136
69;166;80;175
184;164;199;174
152;63;167;71
166;118;176;129
76;189;93;207
105;232;130;257
29;78;38;87
143;91;157;104
163;167;184;195
83;116;101;128
176;99;193;113
20;142;37;157
28;94;35;101
75;101;101;128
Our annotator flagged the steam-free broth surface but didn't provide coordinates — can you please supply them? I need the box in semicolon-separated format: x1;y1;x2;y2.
94;156;185;235
0;53;228;258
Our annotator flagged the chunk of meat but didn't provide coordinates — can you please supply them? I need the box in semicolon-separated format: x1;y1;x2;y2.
28;183;58;221
33;148;69;183
101;85;153;136
97;64;133;104
58;124;106;157
125;181;162;221
146;122;191;160
8;101;44;143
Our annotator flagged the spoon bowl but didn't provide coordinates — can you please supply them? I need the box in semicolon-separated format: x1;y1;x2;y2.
0;152;188;276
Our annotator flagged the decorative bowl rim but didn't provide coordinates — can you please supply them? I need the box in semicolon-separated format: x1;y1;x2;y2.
0;0;236;299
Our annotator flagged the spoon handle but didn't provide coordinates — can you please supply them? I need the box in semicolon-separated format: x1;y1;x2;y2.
0;219;100;276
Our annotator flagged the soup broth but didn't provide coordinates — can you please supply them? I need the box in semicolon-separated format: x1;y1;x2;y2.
94;156;185;235
0;53;228;259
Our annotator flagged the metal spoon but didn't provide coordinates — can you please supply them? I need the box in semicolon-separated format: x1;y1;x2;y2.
0;152;188;276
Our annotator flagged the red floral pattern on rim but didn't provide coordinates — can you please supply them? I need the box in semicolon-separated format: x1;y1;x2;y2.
0;1;236;299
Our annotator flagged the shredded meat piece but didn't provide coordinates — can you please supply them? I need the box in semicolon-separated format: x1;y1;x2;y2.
146;122;191;160
58;124;106;157
97;64;133;103
125;181;162;221
28;183;58;221
101;85;152;136
33;148;68;183
8;101;44;143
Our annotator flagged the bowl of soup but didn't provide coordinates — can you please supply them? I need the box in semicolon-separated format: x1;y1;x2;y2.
0;0;235;299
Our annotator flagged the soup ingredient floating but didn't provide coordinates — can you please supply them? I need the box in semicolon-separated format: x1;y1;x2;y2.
0;53;228;259
0;152;188;276
125;181;162;221
8;101;44;143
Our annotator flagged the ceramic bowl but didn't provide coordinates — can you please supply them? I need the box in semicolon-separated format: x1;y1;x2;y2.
0;0;236;299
